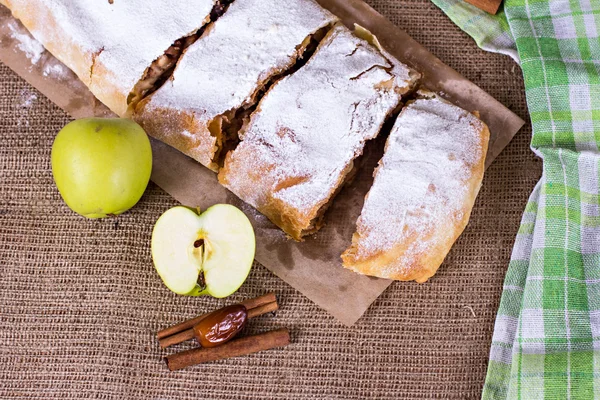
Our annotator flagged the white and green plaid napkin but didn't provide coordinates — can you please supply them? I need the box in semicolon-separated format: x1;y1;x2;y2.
430;0;600;398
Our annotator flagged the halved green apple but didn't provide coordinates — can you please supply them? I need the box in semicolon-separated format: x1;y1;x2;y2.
151;204;255;298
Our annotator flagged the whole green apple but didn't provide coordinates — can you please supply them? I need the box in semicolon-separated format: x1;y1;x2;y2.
51;118;152;218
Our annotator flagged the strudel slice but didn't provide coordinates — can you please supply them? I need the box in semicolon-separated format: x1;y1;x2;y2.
342;92;490;282
219;24;420;240
133;0;337;171
1;0;223;117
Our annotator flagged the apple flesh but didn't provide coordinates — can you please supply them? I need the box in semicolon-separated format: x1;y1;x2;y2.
151;205;255;298
51;118;152;218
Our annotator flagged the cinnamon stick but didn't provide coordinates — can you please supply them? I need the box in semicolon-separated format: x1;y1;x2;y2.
158;295;279;349
158;328;196;349
165;328;290;371
246;300;279;319
157;293;276;340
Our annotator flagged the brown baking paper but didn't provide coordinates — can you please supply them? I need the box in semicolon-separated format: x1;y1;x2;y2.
0;2;524;326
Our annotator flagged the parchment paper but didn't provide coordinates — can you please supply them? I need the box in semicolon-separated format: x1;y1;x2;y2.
0;1;525;326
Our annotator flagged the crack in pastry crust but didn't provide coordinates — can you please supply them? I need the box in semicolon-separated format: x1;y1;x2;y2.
219;24;420;240
341;91;490;282
89;47;105;86
133;0;338;171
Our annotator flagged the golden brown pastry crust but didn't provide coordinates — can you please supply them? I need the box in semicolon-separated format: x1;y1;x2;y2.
133;0;338;171
219;24;419;240
342;93;490;282
2;0;216;117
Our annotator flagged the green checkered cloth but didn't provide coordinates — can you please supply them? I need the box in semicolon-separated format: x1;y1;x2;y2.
430;0;600;398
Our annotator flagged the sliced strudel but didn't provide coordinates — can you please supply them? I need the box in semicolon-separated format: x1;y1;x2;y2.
219;24;420;240
133;0;338;171
342;92;490;282
1;0;224;116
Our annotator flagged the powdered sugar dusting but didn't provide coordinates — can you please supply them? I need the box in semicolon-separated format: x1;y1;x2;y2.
9;0;217;114
7;21;45;65
19;89;37;108
350;95;485;277
147;0;336;123
221;24;417;237
4;19;71;79
16;88;38;127
42;62;69;79
180;130;195;139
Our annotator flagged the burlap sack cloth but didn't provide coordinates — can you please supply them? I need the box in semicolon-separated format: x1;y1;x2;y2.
0;0;539;398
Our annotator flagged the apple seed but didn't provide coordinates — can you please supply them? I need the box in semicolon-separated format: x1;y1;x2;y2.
197;271;207;290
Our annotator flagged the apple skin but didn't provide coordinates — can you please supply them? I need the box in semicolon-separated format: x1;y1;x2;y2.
51;118;152;218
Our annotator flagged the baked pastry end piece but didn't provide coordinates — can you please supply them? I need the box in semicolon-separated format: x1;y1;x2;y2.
3;0;222;118
342;93;490;282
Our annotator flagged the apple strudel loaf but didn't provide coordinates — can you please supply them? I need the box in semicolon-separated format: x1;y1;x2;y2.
1;0;225;117
341;91;490;282
133;0;338;171
219;24;420;240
